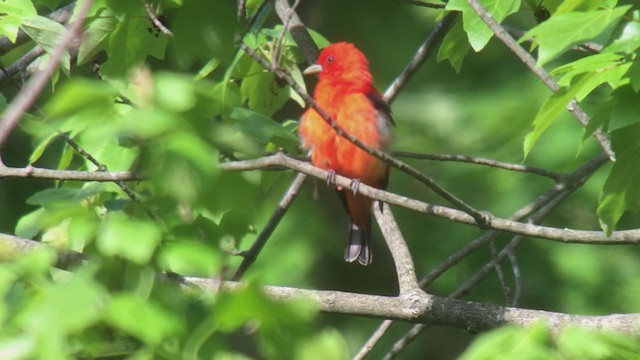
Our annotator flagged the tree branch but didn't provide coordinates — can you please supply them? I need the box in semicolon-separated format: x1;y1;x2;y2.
393;151;564;181
220;153;638;244
374;203;420;294
2;234;639;338
186;280;640;335
463;0;615;161
0;163;137;181
232;172;307;280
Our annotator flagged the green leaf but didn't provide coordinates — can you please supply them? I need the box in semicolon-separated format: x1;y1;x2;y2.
437;18;470;73
557;326;640;359
155;73;197;112
15;208;47;239
107;294;180;345
170;2;236;68
523;73;595;157
459;323;555;360
555;0;614;14
27;183;109;206
101;14;168;78
18;273;106;334
97;214;162;264
159;241;221;277
240;60;292;116
77;10;116;65
20;16;71;74
0;0;36;42
28;132;58;164
581;98;613;149
45;79;117;118
195;58;222;80
521;7;631;66
551;52;624;87
627;61;640;92
597;124;640;235
603;10;640;54
447;0;521;52
609;86;640;132
230;107;298;152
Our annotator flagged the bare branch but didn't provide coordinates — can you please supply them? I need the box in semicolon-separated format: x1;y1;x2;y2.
0;46;46;84
232;173;307;280
463;0;615;161
144;2;174;37
393;151;564;181
0;233;86;270
0;163;137;181
0;0;95;148
197;280;640;335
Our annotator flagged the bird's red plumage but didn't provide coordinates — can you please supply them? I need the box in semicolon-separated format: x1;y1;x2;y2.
299;42;393;265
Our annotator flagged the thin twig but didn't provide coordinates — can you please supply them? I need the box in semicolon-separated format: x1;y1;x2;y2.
0;0;94;148
489;240;511;304
393;151;564;181
272;0;301;66
507;249;521;306
144;2;173;37
241;43;492;227
274;0;319;64
383;12;458;102
0;47;46;84
463;0;615;161
232;173;307;280
395;0;446;9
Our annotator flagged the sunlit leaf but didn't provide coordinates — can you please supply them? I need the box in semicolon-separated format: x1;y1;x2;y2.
447;0;521;51
521;7;630;66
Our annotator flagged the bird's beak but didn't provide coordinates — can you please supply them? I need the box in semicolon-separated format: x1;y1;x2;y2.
303;64;323;75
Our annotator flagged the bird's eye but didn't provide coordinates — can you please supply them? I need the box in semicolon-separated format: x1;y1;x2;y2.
327;56;334;63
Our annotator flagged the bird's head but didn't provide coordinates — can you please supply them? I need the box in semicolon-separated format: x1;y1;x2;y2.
303;42;372;90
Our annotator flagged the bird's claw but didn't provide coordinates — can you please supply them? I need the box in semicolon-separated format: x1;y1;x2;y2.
326;169;337;186
350;178;361;195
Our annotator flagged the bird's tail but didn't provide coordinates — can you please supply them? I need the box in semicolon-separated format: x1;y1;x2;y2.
345;218;372;266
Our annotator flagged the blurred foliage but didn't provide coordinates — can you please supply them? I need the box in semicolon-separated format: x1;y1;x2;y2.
0;0;638;359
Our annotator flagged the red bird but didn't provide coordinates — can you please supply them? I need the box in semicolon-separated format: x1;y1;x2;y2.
299;42;393;266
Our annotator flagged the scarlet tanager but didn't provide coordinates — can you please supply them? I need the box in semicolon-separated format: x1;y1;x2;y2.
299;42;393;266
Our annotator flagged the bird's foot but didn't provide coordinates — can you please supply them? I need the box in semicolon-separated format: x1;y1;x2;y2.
350;178;361;195
326;169;337;186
